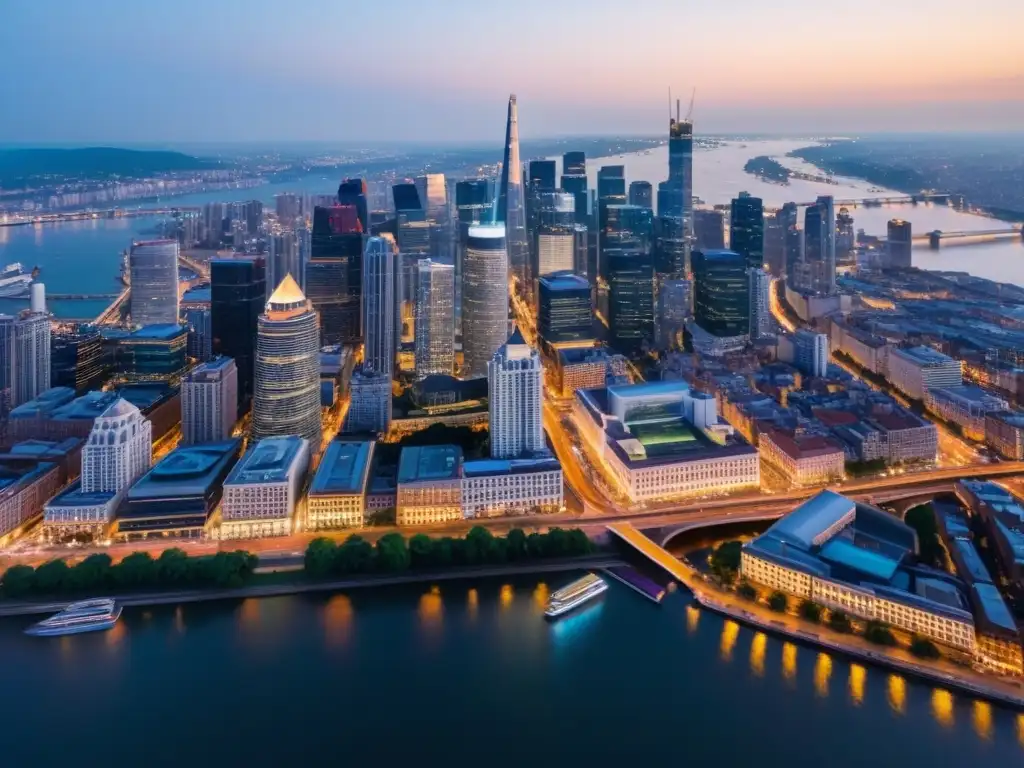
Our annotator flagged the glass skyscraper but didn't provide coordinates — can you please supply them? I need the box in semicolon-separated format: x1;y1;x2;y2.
604;204;655;352
498;94;528;282
307;206;363;345
537;272;593;346
462;225;509;378
560;151;588;225
129;239;180;327
414;259;455;378
729;193;765;270
362;236;395;378
212;256;266;408
692;249;750;338
628;181;653;210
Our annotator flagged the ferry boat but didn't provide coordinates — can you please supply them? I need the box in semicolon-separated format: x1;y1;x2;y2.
0;263;33;298
544;573;608;618
24;598;122;637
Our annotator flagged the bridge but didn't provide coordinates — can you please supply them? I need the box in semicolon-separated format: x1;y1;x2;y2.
48;293;122;301
0;207;201;228
788;193;952;209
924;227;1024;249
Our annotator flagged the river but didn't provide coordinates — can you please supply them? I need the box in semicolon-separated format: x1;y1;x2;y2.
1;576;1020;766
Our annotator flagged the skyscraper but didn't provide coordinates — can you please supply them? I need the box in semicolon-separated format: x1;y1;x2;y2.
748;267;771;339
528;160;557;193
657;97;694;277
693;209;726;251
604;204;655;352
346;368;392;434
51;323;105;394
415;174;448;222
337;178;368;233
0;306;50;408
498;94;528;283
181;356;238;445
211;257;265;408
836;207;856;260
562;151;586;176
307;205;363;345
462;224;509;378
729;193;765;270
537;272;593;347
362;236;395;378
628;181;653;210
657;278;692;349
762;212;787;278
414;259;455;377
560;151;589;225
692;249;750;339
488;328;543;459
267;231;300;293
252;275;322;446
887;219;913;269
535;192;576;278
803;197;837;295
596;166;627;280
129;240;180;327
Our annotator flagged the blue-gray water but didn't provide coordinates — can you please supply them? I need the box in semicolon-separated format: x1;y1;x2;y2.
2;576;1021;766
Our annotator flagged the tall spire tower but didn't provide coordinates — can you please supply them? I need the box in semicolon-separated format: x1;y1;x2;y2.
498;94;528;283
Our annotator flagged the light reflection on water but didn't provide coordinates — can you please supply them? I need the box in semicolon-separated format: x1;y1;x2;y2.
323;594;353;649
418;586;443;635
781;642;797;685
814;653;832;698
974;700;994;742
749;632;766;677
719;620;739;662
887;674;906;716
550;601;603;647
499;584;514;610
532;582;549;611
685;604;700;635
466;588;479;622
848;664;866;707
932;689;955;728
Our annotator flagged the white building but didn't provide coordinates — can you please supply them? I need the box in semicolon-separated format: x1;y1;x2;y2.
779;329;829;378
488;328;544;459
414;259;455;377
759;430;845;486
0;302;51;408
462;225;509;377
129;239;180;327
748;267;771;339
362;236;395;377
181;356;238;444
924;385;1009;442
461;457;563;518
220;436;310;539
346;368;392;434
306;440;374;530
887;346;962;401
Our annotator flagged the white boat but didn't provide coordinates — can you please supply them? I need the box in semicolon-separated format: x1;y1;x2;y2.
0;263;32;298
25;598;122;637
544;573;608;618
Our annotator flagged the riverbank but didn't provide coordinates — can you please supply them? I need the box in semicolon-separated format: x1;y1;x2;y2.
0;554;622;618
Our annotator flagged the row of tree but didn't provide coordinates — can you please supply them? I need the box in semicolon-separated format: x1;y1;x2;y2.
305;526;595;578
1;549;259;599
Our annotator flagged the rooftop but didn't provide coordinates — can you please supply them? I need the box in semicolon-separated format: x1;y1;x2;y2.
8;387;76;418
764;430;845;460
267;274;306;307
128;324;188;341
891;345;959;366
184;356;236;382
45;481;117;509
989;410;1024;428
397;445;463;484
928;385;1007;407
463;455;560;477
129;440;241;499
226;436;308;486
539;272;590;291
767;490;856;550
310;441;375;496
0;460;57;495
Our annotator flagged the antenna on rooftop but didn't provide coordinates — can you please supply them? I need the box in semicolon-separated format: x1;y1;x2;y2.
686;88;696;122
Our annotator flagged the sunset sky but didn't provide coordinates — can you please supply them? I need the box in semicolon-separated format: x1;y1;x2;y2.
2;0;1022;143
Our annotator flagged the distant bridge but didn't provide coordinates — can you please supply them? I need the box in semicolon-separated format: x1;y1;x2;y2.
924;227;1024;249
789;193;952;209
0;207;201;228
49;293;122;301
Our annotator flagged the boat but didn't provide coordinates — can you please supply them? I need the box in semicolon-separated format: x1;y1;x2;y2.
0;263;32;298
544;573;608;618
24;598;122;637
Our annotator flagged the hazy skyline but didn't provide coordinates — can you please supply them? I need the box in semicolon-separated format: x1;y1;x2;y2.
2;0;1022;144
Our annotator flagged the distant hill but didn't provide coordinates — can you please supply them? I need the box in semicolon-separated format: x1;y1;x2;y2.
0;147;221;187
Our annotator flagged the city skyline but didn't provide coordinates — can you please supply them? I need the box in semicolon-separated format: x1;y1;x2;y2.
2;0;1023;144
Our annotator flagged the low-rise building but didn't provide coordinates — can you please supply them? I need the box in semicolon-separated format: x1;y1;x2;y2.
555;347;629;398
924;385;1008;441
0;456;63;541
957;481;1024;591
396;445;463;526
985;411;1024;460
887;346;962;401
220;436;310;540
759;430;845;486
461;456;563;518
306;440;375;530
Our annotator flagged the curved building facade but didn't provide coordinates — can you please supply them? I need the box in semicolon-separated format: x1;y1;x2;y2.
252;275;322;446
462;225;509;377
129;239;180;327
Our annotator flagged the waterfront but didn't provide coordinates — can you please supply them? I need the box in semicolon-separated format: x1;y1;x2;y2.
1;575;1020;765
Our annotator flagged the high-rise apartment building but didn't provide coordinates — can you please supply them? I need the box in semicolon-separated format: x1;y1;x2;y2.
488;328;544;459
307;205;363;345
887;219;913;269
0;286;50;409
362;236;395;378
462;224;509;378
211;257;265;408
803;196;837;295
730;193;765;270
748;267;772;339
181;356;238;445
414;260;455;378
498;94;528;282
252;276;322;446
129;240;179;327
692;249;750;339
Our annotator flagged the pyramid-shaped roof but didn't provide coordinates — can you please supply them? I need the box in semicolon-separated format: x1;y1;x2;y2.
506;326;527;347
267;274;306;307
98;398;140;420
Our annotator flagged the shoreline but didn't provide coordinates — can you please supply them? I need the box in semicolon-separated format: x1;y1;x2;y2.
0;555;623;618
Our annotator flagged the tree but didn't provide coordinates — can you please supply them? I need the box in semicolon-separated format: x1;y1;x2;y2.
710;541;743;575
408;534;436;569
432;537;455;568
34;559;70;594
828;610;853;634
505;529;528;561
66;553;113;592
910;636;941;660
799;600;823;623
157;548;190;585
526;532;547;560
1;564;35;598
305;538;338;577
565;529;593;556
114;552;157;589
768;591;789;613
464;526;496;564
375;533;410;572
336;535;374;574
543;528;571;558
737;582;758;602
864;620;897;646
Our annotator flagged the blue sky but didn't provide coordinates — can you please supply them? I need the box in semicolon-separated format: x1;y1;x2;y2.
1;0;1022;144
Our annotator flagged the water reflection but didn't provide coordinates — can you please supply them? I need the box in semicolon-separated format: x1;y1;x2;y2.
323;595;353;649
467;588;478;622
238;598;260;628
972;701;993;742
550;601;603;647
782;643;797;685
931;689;955;728
105;618;126;649
499;584;514;610
174;606;185;634
1017;714;1024;748
532;582;549;612
685;604;700;635
848;664;866;707
887;675;906;716
814;653;832;698
749;632;766;677
719;620;739;662
418;586;443;634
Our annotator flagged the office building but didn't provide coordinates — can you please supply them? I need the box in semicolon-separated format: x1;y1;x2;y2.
730;193;764;270
748;267;771;339
924;385;1009;441
803;196;836;295
887;219;913;269
307;440;375;530
119;439;242;540
396;445;464;526
985;411;1024;460
50;323;105;394
534;192;577;278
0;451;64;540
560;151;589;224
274;193;303;222
628;180;653;210
537;272;593;347
362;236;396;377
555;347;629;397
181;356;238;445
958;481;1024;596
836;207;855;260
498;94;528;281
118;324;188;385
415;174;448;222
741;491;976;655
693;209;726;252
129;240;179;327
267;231;301;292
597;167;628;280
605;204;655;351
572;381;759;502
307;205;363;345
488;328;544;459
888;346;963;401
220;436;310;540
414;260;455;378
692;249;750;339
461;456;563;518
779;330;829;378
657;277;692;350
0;306;51;408
655;99;694;277
346;367;391;434
762;212;787;277
455;179;493;224
211;257;265;408
252;276;322;446
528;160;557;193
759;430;845;486
462;224;509;377
337;178;369;233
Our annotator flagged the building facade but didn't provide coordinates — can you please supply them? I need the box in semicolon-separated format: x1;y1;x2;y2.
461;457;563;518
462;224;509;377
414;259;455;378
307;206;363;345
129;240;180;327
730;193;764;270
0;308;51;408
362;236;395;377
211;257;265;408
985;411;1024;460
396;445;463;526
924;385;1009;442
692;249;750;339
181;356;238;445
759;430;846;486
346;368;392;434
306;440;375;530
488;329;544;459
748;267;771;339
220;436;310;540
537;272;593;347
888;346;963;401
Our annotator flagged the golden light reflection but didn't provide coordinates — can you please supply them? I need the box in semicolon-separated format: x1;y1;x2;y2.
324;594;353;648
238;598;260;628
931;689;955;728
814;653;832;698
848;664;866;707
532;582;549;611
887;674;906;716
720;620;739;662
418;587;443;631
499;584;514;610
972;701;993;742
686;604;700;635
1017;714;1024;748
174;605;185;634
59;635;73;660
105;618;126;648
749;632;766;677
782;643;797;684
467;588;479;622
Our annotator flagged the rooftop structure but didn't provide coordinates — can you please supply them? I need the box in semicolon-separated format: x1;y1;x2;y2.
307;440;376;531
398;445;463;484
396;444;463;526
221;436;311;540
